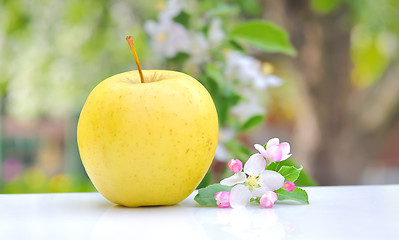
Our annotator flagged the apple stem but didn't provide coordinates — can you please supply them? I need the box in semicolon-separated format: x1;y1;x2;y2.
126;36;145;83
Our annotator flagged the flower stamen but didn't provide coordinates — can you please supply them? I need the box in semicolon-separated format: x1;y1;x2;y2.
245;175;262;191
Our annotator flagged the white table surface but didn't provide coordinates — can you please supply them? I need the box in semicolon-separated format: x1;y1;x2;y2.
1;185;398;240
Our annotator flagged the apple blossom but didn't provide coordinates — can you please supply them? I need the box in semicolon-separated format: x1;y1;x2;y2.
215;144;230;162
225;50;283;123
208;18;225;46
260;191;278;208
158;0;182;22
220;153;284;208
215;191;230;208
224;51;283;90
214;127;235;162
253;74;283;89
228;159;243;174
230;88;265;122
283;182;295;192
144;19;190;58
186;33;210;66
254;138;292;162
144;0;190;58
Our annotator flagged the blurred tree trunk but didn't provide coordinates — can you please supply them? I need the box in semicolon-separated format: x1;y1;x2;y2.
263;0;399;185
263;0;356;185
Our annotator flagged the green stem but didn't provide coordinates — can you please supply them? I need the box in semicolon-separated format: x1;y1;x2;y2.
276;162;281;171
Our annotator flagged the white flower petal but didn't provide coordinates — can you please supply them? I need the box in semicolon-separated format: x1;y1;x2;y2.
159;0;182;21
143;20;158;35
208;18;225;45
214;143;231;162
279;142;291;156
282;153;292;161
261;170;284;191
264;75;283;87
244;153;266;176
224;51;262;84
230;99;265;123
251;186;269;198
219;127;235;142
254;144;267;158
266;138;280;149
229;184;252;209
253;74;269;89
189;33;210;64
220;172;246;186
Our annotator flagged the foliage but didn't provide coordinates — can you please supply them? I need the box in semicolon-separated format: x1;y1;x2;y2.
0;0;316;193
310;0;399;88
0;0;152;119
195;154;309;207
142;0;306;188
0;0;155;193
275;188;309;204
267;159;318;186
230;21;297;56
194;184;232;206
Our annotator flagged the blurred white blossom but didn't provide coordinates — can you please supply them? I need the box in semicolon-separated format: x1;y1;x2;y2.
224;51;283;123
110;1;136;29
144;19;190;58
230;88;265;122
214;127;235;162
215;144;231;162
158;0;182;21
186;33;210;66
144;0;190;58
208;18;225;46
142;0;285;143
225;51;283;90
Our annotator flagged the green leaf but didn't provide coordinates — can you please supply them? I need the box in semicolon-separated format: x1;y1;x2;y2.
227;40;246;52
296;169;318;187
224;140;252;162
311;0;342;14
213;91;241;126
205;3;240;17
167;52;189;63
266;162;280;171
266;159;318;186
236;0;262;16
278;166;303;183
196;171;213;189
194;184;233;206
230;20;296;56
205;63;223;88
241;114;264;131
275;187;309;204
173;11;190;28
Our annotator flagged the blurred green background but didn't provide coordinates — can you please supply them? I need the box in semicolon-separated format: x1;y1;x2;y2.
1;0;399;193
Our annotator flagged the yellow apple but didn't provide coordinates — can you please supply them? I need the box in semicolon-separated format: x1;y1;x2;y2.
77;69;218;207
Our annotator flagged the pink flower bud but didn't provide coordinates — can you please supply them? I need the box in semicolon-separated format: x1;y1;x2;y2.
214;191;230;208
260;191;278;208
228;159;243;174
283;182;295;192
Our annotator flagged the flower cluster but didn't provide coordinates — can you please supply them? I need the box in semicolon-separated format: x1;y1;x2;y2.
144;0;222;63
144;0;288;164
215;138;295;208
144;0;191;58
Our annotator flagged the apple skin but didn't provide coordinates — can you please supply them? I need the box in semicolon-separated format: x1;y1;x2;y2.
77;70;218;207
